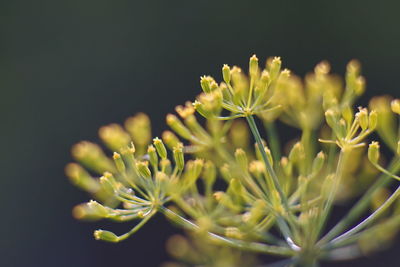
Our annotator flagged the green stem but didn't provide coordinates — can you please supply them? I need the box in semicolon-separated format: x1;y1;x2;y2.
264;121;282;162
325;184;400;249
160;206;295;256
246;116;289;210
116;210;156;241
246;115;300;247
318;158;400;244
315;149;348;240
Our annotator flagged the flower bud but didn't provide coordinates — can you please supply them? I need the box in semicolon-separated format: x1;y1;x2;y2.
71;141;115;174
280;157;292;177
391;99;400;115
269;57;282;81
147;145;158;168
162;131;180;150
124;113;152;149
113;152;126;173
368;141;380;165
94;230;119;242
136;161;152;178
325;109;339;130
235;148;248;172
342;106;353;125
289;142;304;163
356;108;369;131
222;64;231;84
200;76;215;93
312;151;326;174
202;160;216;187
160;158;172;175
99;123;131;151
152;137;167;159
65;163;100;193
166;114;192;140
173;145;185;171
87;200;109;217
368;110;378;130
249;54;259;77
220;164;232;181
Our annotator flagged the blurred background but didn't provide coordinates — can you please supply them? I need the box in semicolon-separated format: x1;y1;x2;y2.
1;0;400;266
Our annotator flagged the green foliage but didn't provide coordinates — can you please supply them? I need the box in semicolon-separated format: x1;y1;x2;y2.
67;55;400;266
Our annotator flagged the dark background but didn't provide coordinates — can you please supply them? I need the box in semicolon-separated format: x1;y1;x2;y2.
1;0;400;266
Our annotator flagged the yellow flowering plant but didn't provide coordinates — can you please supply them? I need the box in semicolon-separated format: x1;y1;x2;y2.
67;55;400;266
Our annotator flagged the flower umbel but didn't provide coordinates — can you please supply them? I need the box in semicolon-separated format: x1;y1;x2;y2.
68;55;400;266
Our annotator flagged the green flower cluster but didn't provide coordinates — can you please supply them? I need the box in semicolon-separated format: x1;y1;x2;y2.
67;55;400;266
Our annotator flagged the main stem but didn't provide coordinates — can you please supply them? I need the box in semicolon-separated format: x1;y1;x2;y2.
246;115;299;247
246;116;290;209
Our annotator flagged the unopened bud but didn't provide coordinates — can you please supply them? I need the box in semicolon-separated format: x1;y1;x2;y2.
153;137;167;159
136;161;152;178
269;57;282;80
173;145;184;171
249;54;259;77
391;99;400;115
222;64;231;84
124;113;151;148
99;123;131;151
312;151;325;174
147;145;158;167
369;110;378;130
235;148;248;171
166;114;192;140
368;141;380;164
113;152;126;173
356;108;369;131
162;131;180;150
94;230;119;242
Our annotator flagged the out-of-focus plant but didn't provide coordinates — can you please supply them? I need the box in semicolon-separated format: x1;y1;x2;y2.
67;55;400;266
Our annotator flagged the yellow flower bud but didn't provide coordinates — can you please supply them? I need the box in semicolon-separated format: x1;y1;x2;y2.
124;113;152;149
312;151;325;174
369;110;378;130
356;108;369;131
391;99;400;114
173;145;184;171
113;152;126;173
65;163;99;193
153;137;167;159
162;131;180;150
136;161;152;178
235;148;248;171
147;145;158;168
222;64;231;84
98;123;131;151
269;56;282;81
368;141;380;165
249;54;259;77
166;114;192;140
94;230;119;242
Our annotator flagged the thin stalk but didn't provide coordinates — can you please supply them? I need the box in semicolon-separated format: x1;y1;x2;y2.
318;158;400;244
246;115;300;246
326;184;400;248
115;210;156;241
160;206;295;256
264;121;282;162
315;149;348;240
246;116;290;211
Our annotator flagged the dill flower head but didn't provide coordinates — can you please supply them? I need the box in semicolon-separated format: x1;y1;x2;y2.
68;55;400;266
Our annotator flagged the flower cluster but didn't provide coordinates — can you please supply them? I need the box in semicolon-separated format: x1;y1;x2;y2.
68;55;400;266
